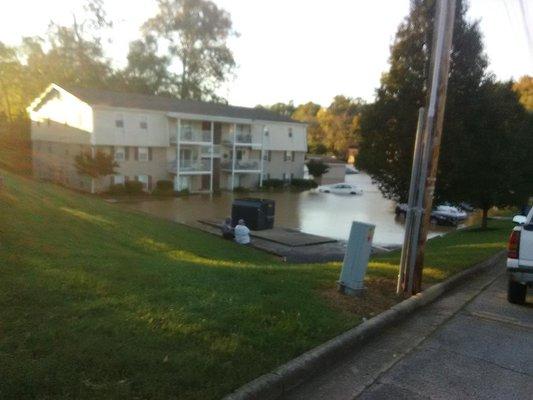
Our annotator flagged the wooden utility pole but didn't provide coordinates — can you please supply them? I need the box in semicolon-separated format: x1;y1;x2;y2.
400;0;456;295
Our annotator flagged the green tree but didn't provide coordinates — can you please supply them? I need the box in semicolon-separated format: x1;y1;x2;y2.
306;159;329;180
111;35;173;95
439;80;529;228
75;150;118;192
317;96;364;157
142;0;237;100
293;102;326;154
359;0;488;202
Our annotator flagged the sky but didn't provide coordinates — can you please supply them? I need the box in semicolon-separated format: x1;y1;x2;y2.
0;0;531;107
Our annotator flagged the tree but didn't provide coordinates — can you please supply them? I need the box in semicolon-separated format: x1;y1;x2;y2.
317;96;364;157
111;35;173;95
142;0;237;100
513;75;533;111
293;102;326;154
306;159;329;180
75;150;118;193
359;0;488;202
438;80;529;228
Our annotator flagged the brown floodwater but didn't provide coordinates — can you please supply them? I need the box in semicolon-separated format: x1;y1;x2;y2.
123;174;474;246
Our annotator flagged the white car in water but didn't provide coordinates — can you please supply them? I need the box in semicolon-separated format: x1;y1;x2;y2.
317;183;363;195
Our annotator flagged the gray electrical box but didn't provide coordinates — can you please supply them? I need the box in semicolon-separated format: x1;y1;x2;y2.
338;221;375;296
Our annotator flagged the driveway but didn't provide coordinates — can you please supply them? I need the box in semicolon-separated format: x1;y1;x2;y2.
285;260;533;399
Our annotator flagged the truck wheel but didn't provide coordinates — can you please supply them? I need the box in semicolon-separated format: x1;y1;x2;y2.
508;279;527;305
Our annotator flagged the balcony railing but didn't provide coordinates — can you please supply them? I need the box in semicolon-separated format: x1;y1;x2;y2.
168;159;211;173
222;133;262;146
221;159;261;171
180;129;212;143
200;145;221;157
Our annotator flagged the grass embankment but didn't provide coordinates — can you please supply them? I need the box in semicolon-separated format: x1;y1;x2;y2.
0;169;511;399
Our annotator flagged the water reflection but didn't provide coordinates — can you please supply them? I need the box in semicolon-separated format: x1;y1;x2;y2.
124;173;472;246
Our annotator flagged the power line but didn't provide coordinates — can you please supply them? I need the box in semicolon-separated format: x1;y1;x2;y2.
518;0;533;64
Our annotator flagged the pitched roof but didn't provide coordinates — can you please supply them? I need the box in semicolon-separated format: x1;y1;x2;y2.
61;85;299;123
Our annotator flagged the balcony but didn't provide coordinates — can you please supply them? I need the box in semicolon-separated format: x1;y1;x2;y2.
221;159;261;171
200;145;221;158
168;159;211;174
179;129;212;143
222;133;262;147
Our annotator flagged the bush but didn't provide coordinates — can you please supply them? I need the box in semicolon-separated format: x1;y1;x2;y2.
306;159;329;178
108;183;126;195
125;180;144;194
262;179;284;189
290;178;317;189
155;180;174;191
234;186;251;193
152;180;175;196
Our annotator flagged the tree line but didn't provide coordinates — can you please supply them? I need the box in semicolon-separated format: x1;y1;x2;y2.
1;0;531;225
0;0;236;127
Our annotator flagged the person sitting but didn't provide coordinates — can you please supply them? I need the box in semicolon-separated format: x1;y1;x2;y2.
221;217;234;240
234;219;251;245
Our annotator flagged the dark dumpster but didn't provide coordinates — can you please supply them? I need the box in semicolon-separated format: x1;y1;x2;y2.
231;198;275;230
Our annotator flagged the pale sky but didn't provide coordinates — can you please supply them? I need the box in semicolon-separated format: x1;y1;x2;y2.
0;0;531;107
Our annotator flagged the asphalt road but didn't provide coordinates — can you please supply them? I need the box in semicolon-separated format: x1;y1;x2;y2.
285;260;533;400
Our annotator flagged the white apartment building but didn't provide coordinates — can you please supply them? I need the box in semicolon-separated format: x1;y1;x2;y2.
28;84;308;193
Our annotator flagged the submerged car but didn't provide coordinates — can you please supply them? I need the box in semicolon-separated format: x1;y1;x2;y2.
395;204;468;226
317;183;363;195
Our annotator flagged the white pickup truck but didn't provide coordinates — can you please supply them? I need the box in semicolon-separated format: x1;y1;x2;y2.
507;207;533;304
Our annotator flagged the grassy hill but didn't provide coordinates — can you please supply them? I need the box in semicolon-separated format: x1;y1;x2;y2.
0;169;511;399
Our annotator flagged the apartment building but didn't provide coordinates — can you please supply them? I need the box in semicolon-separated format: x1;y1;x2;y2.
28;84;307;193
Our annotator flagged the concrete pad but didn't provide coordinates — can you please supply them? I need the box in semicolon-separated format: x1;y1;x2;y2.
423;313;533;376
358;382;430;400
379;346;533;400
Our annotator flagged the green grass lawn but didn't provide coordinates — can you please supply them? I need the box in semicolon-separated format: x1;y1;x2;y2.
0;169;512;399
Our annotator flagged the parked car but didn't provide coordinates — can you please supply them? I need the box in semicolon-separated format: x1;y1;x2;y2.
507;207;533;304
430;205;468;226
395;204;468;226
317;183;363;195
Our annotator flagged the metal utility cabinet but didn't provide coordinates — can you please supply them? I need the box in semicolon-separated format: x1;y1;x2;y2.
338;221;375;296
231;198;275;230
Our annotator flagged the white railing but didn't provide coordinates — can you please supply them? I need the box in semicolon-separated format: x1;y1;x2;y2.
200;145;221;157
221;159;261;171
168;159;211;173
180;129;212;143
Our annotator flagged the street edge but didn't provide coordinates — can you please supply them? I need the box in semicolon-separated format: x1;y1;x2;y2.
223;250;506;400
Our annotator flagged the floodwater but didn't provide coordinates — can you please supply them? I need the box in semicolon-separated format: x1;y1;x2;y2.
123;173;473;246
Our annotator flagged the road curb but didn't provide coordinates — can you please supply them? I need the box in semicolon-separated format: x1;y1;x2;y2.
223;250;506;400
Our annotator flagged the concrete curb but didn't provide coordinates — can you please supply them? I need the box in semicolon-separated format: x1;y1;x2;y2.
223;250;506;400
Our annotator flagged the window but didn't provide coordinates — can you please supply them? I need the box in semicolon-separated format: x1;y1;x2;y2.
139;115;148;130
291;151;296;162
114;175;125;185
290;173;294;181
138;147;149;162
137;174;149;190
288;127;293;138
115;114;124;128
114;146;126;161
268;150;272;162
284;151;292;162
264;128;269;136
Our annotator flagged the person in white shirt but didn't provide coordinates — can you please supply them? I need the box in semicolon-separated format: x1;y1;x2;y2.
234;219;251;244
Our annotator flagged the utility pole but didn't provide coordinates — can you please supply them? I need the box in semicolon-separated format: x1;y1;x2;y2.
398;0;456;296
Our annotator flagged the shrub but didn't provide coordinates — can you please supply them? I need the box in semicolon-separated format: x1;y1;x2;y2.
124;180;144;194
155;180;174;191
234;186;251;193
152;180;175;196
262;179;284;189
108;183;126;195
290;178;318;189
306;159;329;178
